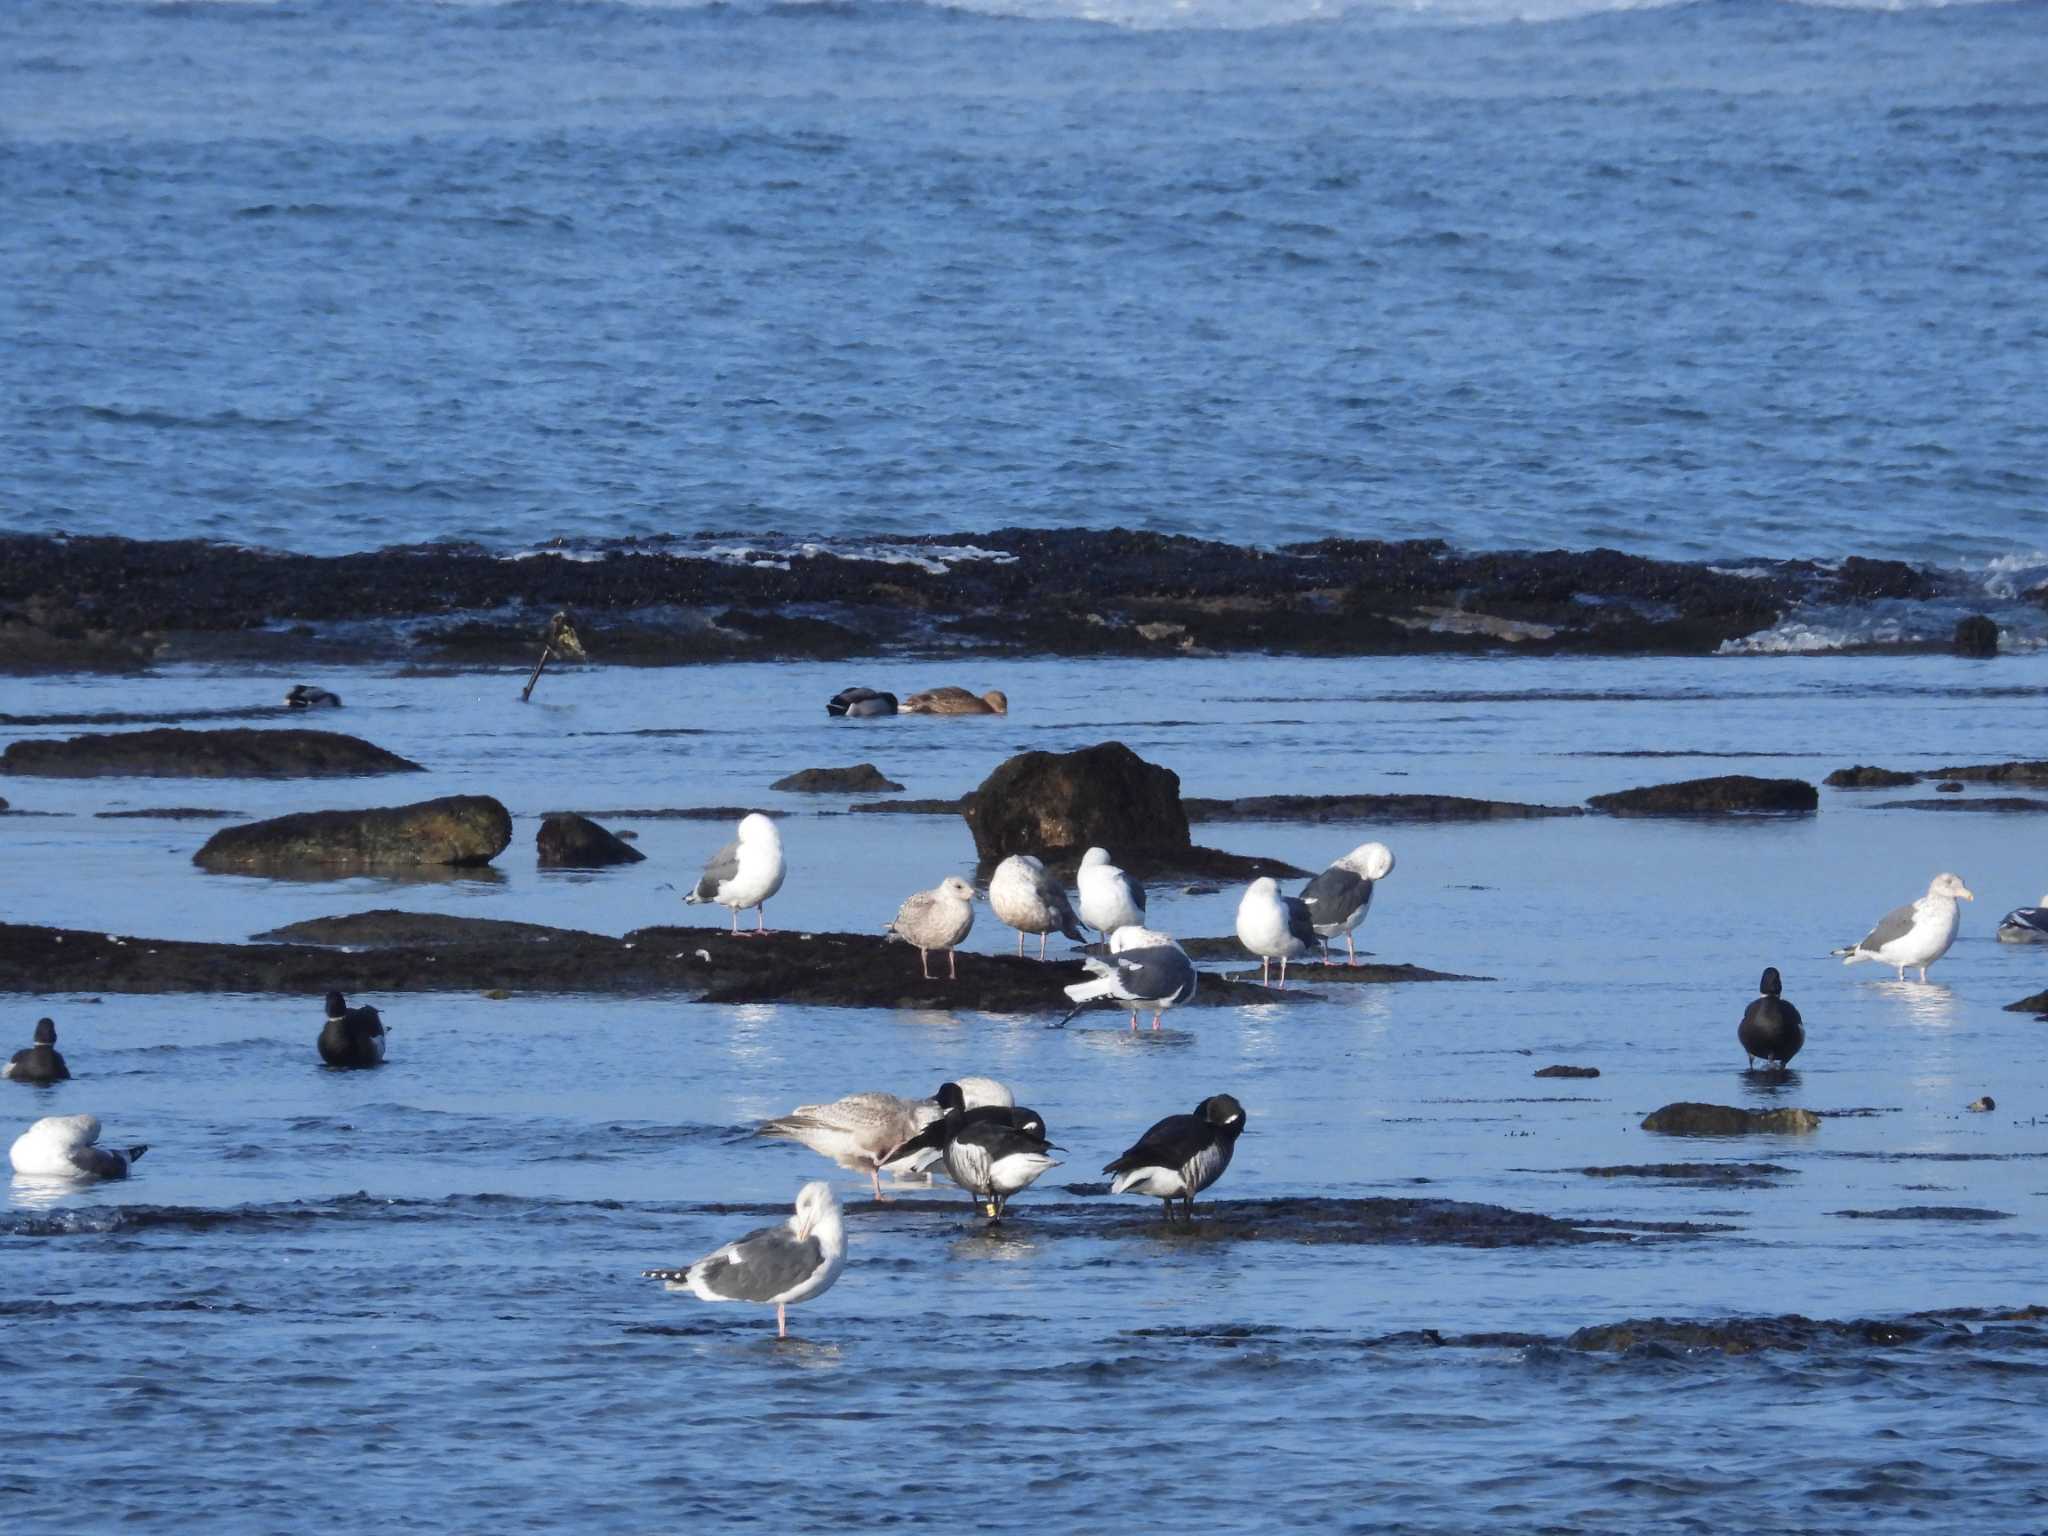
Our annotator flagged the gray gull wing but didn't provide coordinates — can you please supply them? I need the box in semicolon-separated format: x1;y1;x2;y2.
1855;900;1919;953
693;840;741;901
689;1226;827;1303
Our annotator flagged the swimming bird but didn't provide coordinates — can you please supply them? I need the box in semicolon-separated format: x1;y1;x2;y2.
1298;842;1395;965
901;687;1007;716
826;686;898;718
1059;925;1199;1031
284;684;342;709
989;854;1088;959
642;1181;846;1339
1103;1093;1247;1225
1996;896;2048;944
684;812;787;935
1235;876;1319;987
1832;872;1974;981
884;875;976;979
1076;846;1147;941
901;1099;1059;1222
757;1077;1014;1199
4;1019;69;1083
876;1081;1038;1181
318;991;388;1068
1738;967;1804;1069
9;1114;147;1180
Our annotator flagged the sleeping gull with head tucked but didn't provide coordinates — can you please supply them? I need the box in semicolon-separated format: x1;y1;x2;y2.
642;1181;846;1339
1059;925;1198;1031
10;1114;148;1180
684;812;786;935
1236;876;1319;988
1298;841;1395;965
1832;872;1973;981
1076;847;1147;942
989;854;1088;959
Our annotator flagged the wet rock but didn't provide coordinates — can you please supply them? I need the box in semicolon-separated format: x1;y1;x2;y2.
193;795;513;872
1830;555;1933;602
1588;775;1819;816
0;593;161;671
255;911;599;946
1579;1163;1792;1184
715;608;864;658
850;797;971;815
1952;614;2000;657
1640;1102;1822;1135
770;763;905;793
569;806;760;821
1173;939;1486;982
1535;1065;1600;1078
1967;1095;1995;1112
1824;765;1918;789
1567;1314;1929;1355
1872;796;2048;812
0;728;423;779
1183;792;1583;824
1927;760;2048;786
1832;1207;2012;1221
1937;781;1965;793
536;812;646;867
95;807;245;820
964;741;1188;860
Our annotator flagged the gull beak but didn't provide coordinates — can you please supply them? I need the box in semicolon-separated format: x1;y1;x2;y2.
1960;887;1976;901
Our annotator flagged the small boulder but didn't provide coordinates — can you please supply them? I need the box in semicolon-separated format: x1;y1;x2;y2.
1937;782;1965;794
1;728;421;779
536;812;645;867
1641;1102;1822;1135
1824;766;1917;789
770;763;904;793
195;795;511;871
1952;615;2000;657
964;741;1189;861
1535;1065;1600;1079
1588;775;1818;816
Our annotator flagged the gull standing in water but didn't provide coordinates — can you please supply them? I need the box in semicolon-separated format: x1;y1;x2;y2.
1076;847;1147;942
1832;872;1973;981
684;813;786;936
642;1181;846;1339
989;854;1088;959
1298;842;1395;965
1236;876;1318;988
1059;925;1199;1031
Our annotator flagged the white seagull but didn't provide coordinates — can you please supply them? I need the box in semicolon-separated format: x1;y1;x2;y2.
884;875;976;980
1235;876;1319;988
1076;846;1147;941
642;1181;847;1339
684;812;786;935
988;854;1088;959
1832;872;1974;981
756;1077;1014;1198
1298;841;1395;965
1059;925;1199;1031
9;1114;149;1180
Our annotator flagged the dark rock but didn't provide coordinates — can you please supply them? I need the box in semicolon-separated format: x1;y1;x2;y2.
1824;765;1918;789
536;812;646;867
1928;760;2048;786
1830;556;1933;602
964;741;1187;860
850;797;969;815
1641;1102;1822;1135
715;608;864;657
1937;782;1965;793
1952;614;2000;657
1588;775;1818;816
1535;1065;1600;1078
94;808;245;820
1183;792;1583;824
193;795;512;872
0;728;423;779
567;806;760;821
1022;846;1312;882
255;911;601;946
0;593;160;671
1579;1163;1792;1183
1171;939;1486;981
1873;797;2048;812
2002;989;2048;1013
1567;1314;1930;1355
1832;1207;2011;1221
770;763;905;793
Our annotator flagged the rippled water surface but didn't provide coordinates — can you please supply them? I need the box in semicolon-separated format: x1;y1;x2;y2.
5;652;2048;1529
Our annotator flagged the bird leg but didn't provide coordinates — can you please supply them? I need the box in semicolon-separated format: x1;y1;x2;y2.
920;948;933;980
1346;933;1358;966
871;1165;886;1201
948;948;957;981
1278;956;1290;990
753;905;771;937
777;1303;787;1339
1016;930;1025;958
730;907;742;935
1128;1010;1139;1032
1260;956;1271;986
1152;1011;1163;1031
1037;932;1049;961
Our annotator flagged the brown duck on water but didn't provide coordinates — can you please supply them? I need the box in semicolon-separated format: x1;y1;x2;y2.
901;686;1007;716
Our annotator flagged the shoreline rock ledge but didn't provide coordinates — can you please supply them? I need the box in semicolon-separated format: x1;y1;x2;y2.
0;727;423;779
194;794;513;871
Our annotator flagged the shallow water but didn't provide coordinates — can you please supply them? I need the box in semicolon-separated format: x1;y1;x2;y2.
5;651;2048;1529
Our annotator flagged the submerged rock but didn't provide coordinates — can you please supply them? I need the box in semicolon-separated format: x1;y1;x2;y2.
1824;765;1918;789
0;727;423;779
1566;1314;1929;1355
1832;1206;2012;1221
770;763;904;793
1872;796;2048;812
1640;1102;1822;1135
1535;1065;1601;1078
1953;614;2000;657
255;910;600;946
1182;792;1582;823
193;795;512;871
1588;775;1818;816
1578;1163;1791;1184
964;741;1188;860
536;812;645;867
1174;937;1485;981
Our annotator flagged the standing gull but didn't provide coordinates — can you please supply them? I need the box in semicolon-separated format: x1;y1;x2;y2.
1236;876;1319;988
1298;842;1395;965
1738;967;1805;1069
1996;896;2048;944
684;813;786;935
4;1019;70;1083
642;1181;846;1339
757;1077;1014;1199
9;1114;148;1180
1076;847;1147;942
884;875;976;979
318;991;388;1068
1832;872;1973;981
1103;1093;1248;1226
1058;925;1199;1031
989;854;1088;959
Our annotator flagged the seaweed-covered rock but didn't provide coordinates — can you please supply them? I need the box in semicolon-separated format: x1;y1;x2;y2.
1535;1065;1600;1078
770;763;904;793
0;727;423;779
194;795;512;871
1928;760;2048;786
1824;765;1918;789
1640;1102;1822;1135
1588;775;1818;816
1183;792;1582;823
964;741;1189;860
536;812;645;867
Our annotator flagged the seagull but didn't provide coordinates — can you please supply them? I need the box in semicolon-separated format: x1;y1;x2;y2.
757;1077;1014;1199
1058;925;1199;1031
1235;876;1319;988
1298;842;1395;965
902;687;1007;716
826;686;898;718
1076;847;1147;941
1832;872;1974;981
989;854;1088;959
318;991;388;1068
4;1018;69;1083
884;875;976;980
642;1181;847;1339
901;1100;1060;1223
1102;1093;1247;1226
684;813;787;935
876;1081;1041;1182
9;1114;148;1180
1738;967;1804;1069
1996;896;2048;944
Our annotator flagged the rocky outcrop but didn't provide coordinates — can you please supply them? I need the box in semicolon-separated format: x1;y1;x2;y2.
1578;1163;1791;1184
1824;765;1918;789
1640;1102;1822;1135
964;741;1188;859
1534;1065;1600;1078
770;763;904;793
254;911;600;946
1588;775;1818;816
1873;796;2048;812
1927;760;2048;785
535;812;645;867
193;795;512;872
1953;614;2000;657
1183;792;1582;823
0;728;421;779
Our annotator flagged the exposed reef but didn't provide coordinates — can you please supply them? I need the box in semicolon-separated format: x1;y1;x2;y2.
1588;775;1819;816
0;727;422;779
